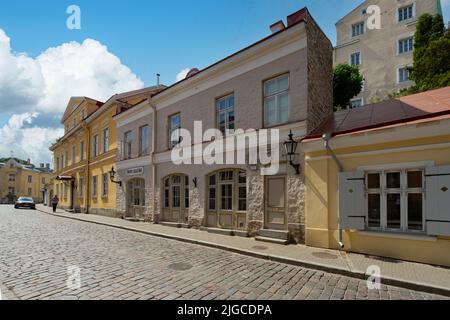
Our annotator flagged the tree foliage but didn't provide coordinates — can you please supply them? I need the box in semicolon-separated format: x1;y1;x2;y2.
333;63;364;111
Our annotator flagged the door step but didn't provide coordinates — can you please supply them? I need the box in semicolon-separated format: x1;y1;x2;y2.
255;236;289;245
123;217;145;222
257;229;289;240
200;227;248;237
159;221;189;228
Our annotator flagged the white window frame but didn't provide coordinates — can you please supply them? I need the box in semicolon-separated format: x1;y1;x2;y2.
350;52;361;66
398;36;414;55
139;125;150;156
351;21;365;38
92;176;98;197
349;98;364;109
263;74;290;127
359;161;434;234
168;113;181;149
103;127;109;153
397;3;415;23
216;94;235;136
93;135;99;157
102;173;108;197
398;66;411;83
124;131;134;160
80;141;85;161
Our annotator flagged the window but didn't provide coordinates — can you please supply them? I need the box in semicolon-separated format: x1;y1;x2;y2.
264;74;289;127
73;118;76;128
129;179;145;206
72;145;76;164
124;131;134;159
80;141;85;161
216;94;235;135
399;67;410;83
64;184;67;198
103;128;109;153
163;174;189;210
350;98;363;109
102;173;108;197
351;22;365;37
28;188;32;196
398;5;414;22
168;113;181;149
207;170;247;212
398;37;414;54
8;187;15;195
8;174;15;182
92;176;98;197
42;177;45;184
61;155;65;169
366;170;425;232
93;134;99;157
139;125;150;156
28;175;32;183
350;52;361;66
65;150;69;167
79;177;84;197
80;110;85;120
56;157;60;172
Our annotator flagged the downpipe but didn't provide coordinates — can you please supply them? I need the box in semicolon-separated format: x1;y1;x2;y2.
322;133;345;249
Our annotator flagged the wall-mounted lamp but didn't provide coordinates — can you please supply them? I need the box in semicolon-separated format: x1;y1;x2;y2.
109;167;122;187
192;177;198;188
283;130;300;175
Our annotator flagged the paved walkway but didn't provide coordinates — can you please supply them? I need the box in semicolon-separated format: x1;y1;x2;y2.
37;205;450;296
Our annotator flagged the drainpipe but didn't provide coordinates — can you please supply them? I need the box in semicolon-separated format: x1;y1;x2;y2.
322;133;345;249
86;124;91;214
150;100;157;222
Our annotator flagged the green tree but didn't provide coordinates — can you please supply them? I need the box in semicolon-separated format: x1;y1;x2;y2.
409;14;450;92
333;64;364;111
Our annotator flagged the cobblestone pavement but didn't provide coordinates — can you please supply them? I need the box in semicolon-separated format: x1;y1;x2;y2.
0;205;447;300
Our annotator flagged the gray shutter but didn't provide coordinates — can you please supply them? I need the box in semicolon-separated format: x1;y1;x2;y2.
339;171;366;230
425;165;450;236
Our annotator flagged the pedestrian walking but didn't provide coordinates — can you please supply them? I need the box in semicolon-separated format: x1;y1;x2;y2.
51;195;59;213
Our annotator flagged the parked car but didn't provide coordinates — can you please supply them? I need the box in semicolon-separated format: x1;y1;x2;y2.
14;197;36;210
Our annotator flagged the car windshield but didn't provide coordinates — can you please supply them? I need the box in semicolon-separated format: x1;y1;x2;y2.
19;197;33;202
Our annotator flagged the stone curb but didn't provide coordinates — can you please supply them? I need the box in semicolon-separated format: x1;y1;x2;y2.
36;207;450;298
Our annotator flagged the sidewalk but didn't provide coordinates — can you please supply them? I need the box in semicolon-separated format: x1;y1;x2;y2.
36;204;450;296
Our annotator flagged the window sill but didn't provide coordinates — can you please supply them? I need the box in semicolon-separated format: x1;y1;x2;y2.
357;230;437;242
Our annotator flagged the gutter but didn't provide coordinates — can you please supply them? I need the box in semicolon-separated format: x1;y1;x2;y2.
322;133;345;249
149;100;157;220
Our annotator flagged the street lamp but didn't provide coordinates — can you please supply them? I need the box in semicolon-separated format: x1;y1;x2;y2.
109;167;122;187
284;130;300;175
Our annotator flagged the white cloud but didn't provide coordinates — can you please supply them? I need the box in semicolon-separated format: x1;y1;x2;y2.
0;28;144;164
176;68;191;82
0;113;63;166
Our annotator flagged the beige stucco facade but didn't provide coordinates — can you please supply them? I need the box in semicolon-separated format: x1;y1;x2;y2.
334;0;441;106
0;158;53;204
113;8;333;243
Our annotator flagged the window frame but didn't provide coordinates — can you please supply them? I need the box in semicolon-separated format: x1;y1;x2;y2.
398;4;415;23
398;66;411;83
168;113;182;149
102;173;109;198
351;21;365;38
364;169;426;234
103;127;109;154
350;51;361;66
93;134;99;158
216;93;235;136
139;125;150;156
398;36;414;55
92;176;98;198
124;130;134;160
263;73;290;127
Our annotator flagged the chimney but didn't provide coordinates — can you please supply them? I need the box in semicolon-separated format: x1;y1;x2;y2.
287;7;309;27
156;74;161;87
270;20;286;34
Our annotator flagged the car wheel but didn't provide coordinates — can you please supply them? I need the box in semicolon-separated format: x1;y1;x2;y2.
14;205;18;209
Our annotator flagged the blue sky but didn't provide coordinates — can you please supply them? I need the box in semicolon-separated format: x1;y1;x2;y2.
0;0;449;163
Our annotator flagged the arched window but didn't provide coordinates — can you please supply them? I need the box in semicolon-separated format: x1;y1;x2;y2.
206;169;247;230
162;174;189;223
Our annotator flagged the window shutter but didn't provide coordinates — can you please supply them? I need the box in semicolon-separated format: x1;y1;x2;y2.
425;165;450;236
339;171;366;230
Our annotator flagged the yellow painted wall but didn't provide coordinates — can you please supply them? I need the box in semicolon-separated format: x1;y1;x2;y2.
305;133;450;267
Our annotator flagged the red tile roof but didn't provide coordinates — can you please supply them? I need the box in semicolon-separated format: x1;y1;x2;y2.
304;87;450;140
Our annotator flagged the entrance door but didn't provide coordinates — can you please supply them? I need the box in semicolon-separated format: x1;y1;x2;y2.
163;175;189;223
264;176;287;230
127;179;145;218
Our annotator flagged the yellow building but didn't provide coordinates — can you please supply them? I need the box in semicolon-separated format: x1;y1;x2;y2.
50;88;161;216
0;158;53;204
302;87;450;267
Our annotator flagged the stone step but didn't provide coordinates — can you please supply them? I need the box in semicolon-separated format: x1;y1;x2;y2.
255;236;289;245
123;217;145;222
159;221;189;228
257;229;289;240
200;227;249;237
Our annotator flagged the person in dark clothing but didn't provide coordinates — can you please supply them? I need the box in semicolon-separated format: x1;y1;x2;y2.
51;195;59;213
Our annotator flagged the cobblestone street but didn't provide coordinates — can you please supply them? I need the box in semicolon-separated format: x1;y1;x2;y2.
0;205;446;300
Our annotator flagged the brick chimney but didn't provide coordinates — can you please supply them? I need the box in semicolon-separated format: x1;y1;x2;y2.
287;7;309;27
270;20;286;34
